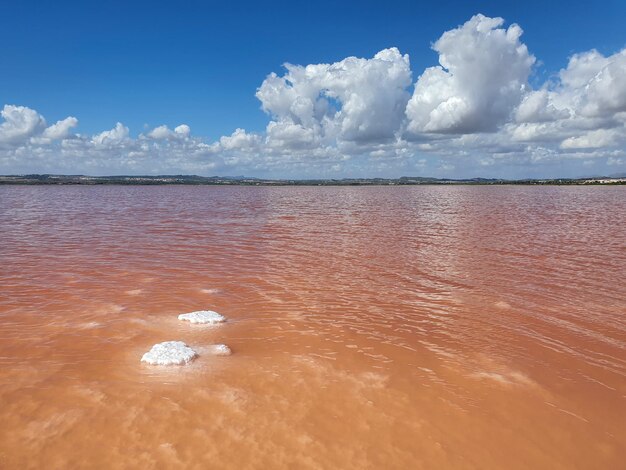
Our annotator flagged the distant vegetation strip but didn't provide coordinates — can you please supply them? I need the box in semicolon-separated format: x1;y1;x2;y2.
1;174;625;185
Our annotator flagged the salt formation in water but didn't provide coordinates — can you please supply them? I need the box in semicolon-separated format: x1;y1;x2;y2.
178;310;226;324
208;344;232;356
200;288;221;294
141;341;198;365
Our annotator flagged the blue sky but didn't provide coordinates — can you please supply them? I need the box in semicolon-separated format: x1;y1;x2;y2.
1;0;625;178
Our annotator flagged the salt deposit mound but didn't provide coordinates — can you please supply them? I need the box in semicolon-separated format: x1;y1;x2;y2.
208;344;232;356
141;341;198;365
178;310;226;324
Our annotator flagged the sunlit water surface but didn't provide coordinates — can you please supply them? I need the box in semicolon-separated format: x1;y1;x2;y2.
1;185;625;469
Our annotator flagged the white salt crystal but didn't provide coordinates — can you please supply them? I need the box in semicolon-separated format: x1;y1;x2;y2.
208;344;232;356
178;310;226;324
141;341;198;365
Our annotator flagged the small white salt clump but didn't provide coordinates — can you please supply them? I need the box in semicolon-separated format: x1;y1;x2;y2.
178;310;226;324
208;344;232;356
141;341;198;365
200;288;221;294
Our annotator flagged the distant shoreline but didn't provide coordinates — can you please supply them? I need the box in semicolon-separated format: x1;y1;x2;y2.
1;175;625;186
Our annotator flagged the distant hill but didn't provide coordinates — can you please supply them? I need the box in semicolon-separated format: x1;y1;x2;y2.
0;174;624;185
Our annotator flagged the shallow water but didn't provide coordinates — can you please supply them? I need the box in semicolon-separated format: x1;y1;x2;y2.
0;185;624;469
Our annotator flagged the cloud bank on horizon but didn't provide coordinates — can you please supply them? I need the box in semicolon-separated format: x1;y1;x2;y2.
1;14;625;178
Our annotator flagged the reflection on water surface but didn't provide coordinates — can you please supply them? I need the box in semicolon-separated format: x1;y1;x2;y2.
0;185;624;469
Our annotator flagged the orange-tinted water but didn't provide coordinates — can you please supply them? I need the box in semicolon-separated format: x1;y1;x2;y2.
0;185;625;469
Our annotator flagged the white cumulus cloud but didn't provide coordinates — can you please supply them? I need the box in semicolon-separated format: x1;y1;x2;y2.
42;116;79;140
92;122;129;145
1;14;625;178
219;128;261;150
0;105;47;144
174;124;191;137
147;124;191;140
406;14;535;135
256;47;412;147
511;48;626;149
560;129;622;149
